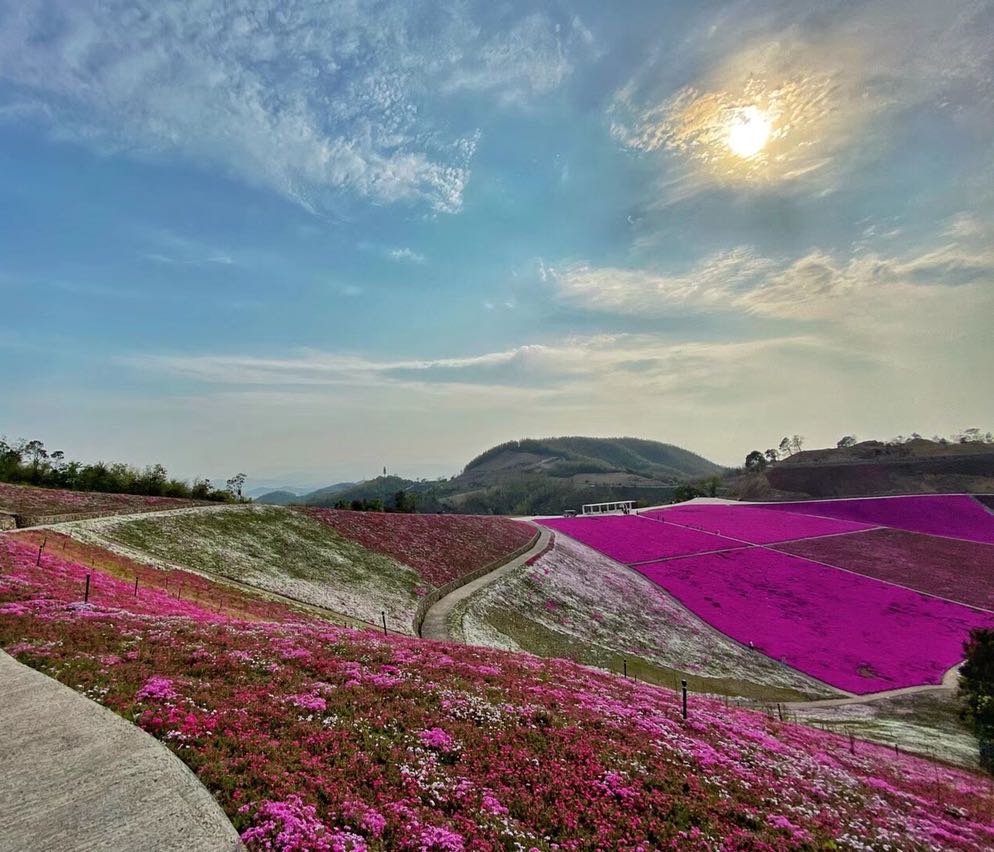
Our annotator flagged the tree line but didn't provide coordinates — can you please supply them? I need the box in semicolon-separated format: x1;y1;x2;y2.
742;427;994;472
0;437;241;503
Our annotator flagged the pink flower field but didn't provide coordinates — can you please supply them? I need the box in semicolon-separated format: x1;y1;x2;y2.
777;527;994;612
307;509;536;586
633;547;994;693
643;503;875;543
0;481;201;522
3;536;994;849
752;495;994;545
537;515;742;563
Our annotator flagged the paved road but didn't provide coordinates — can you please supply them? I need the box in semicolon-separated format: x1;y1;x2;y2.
421;525;551;642
0;651;241;852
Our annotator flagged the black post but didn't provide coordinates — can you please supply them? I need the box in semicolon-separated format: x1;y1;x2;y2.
777;703;784;722
84;573;90;604
681;679;688;719
623;658;628;678
36;536;47;567
134;577;139;597
381;611;387;636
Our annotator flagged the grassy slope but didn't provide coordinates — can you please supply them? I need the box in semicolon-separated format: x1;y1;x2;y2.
792;691;980;769
453;535;835;701
57;505;425;633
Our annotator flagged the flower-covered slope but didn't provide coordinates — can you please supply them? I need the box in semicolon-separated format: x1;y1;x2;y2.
2;537;993;850
57;505;427;633
305;508;536;586
0;481;200;521
457;534;834;700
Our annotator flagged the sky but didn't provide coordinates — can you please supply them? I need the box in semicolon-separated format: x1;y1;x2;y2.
1;0;993;489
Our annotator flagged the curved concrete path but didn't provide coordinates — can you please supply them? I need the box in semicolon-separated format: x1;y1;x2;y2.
0;651;241;852
784;661;963;710
421;526;551;642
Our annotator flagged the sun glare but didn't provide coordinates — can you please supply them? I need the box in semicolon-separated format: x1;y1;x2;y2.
726;106;771;158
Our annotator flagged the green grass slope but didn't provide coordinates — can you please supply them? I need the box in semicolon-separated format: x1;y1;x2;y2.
57;505;426;633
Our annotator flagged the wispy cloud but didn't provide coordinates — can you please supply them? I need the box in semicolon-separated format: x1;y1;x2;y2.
387;247;426;264
548;240;994;321
0;2;587;214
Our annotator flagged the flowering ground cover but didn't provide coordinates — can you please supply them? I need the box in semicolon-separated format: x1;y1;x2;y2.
777;527;994;612
536;515;742;563
633;548;994;694
0;482;200;522
3;540;994;850
7;530;319;623
305;509;536;586
454;534;834;700
58;505;427;633
752;495;994;545
643;503;875;544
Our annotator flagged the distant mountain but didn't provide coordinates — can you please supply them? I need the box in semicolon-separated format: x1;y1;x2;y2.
301;481;358;504
734;438;994;500
301;437;724;515
254;489;303;505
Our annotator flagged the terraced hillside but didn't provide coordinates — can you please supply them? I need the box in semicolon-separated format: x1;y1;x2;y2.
2;538;992;850
451;534;835;701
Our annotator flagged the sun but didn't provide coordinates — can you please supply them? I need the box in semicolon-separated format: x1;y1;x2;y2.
726;106;771;158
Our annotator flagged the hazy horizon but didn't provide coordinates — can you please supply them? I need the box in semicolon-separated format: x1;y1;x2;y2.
2;0;992;484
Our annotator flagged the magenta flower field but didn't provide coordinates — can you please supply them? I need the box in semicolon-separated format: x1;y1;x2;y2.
633;547;994;693
537;515;743;563
752;495;994;545
4;537;994;849
777;527;994;612
643;504;874;544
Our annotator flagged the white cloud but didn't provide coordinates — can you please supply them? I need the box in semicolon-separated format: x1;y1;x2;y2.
0;2;584;214
549;241;994;321
387;247;426;264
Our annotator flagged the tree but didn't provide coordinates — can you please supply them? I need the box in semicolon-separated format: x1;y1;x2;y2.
836;435;857;448
744;450;767;472
393;490;416;513
790;435;805;455
226;473;247;500
960;628;994;772
778;436;792;458
764;448;780;464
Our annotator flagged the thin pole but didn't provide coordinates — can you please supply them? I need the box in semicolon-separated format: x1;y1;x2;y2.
681;679;688;719
84;573;90;604
134;577;139;596
623;658;627;678
36;536;47;567
381;611;387;636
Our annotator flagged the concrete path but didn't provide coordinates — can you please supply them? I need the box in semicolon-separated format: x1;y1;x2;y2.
784;661;963;710
421;526;551;642
0;651;241;852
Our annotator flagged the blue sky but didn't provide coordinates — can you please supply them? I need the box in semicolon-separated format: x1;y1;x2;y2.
1;0;992;488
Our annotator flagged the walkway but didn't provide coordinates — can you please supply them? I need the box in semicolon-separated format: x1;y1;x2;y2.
421;525;551;642
0;651;241;852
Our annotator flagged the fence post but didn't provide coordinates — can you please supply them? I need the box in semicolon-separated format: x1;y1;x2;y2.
681;679;688;719
623;658;628;678
84;573;90;604
36;536;47;567
381;611;387;636
134;577;139;597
